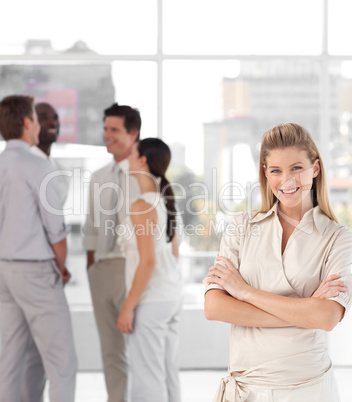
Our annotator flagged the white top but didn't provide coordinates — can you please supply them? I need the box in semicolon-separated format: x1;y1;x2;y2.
118;192;183;304
82;159;140;261
205;202;352;395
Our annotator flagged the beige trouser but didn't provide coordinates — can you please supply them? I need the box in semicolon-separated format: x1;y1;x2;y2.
0;260;77;402
88;258;128;402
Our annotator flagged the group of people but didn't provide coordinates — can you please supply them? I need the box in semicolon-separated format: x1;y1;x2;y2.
0;94;351;402
0;96;182;402
83;103;182;402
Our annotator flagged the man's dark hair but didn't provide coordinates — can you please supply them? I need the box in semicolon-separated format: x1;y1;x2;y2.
104;103;141;140
0;95;34;141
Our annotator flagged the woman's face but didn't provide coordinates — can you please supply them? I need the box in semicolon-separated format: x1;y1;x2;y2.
264;146;320;213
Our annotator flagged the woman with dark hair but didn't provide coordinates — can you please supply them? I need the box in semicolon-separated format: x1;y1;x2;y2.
117;138;182;402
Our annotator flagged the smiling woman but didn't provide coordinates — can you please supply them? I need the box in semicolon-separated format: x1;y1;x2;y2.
264;147;320;218
258;123;337;224
204;122;352;402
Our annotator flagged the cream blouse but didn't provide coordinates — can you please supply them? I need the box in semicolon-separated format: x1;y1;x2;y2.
205;202;352;400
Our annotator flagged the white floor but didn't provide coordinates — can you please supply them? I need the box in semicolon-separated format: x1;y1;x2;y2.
43;367;352;401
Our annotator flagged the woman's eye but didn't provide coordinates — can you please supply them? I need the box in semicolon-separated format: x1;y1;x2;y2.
270;169;280;174
292;166;302;171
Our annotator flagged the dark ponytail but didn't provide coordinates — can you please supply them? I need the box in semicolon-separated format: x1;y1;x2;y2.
137;138;176;242
160;175;177;242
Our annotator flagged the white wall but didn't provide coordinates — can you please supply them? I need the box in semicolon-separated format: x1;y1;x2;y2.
71;305;230;371
1;305;351;370
71;304;352;371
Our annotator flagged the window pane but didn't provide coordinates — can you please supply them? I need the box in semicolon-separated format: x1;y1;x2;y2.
328;61;352;227
111;62;157;138
0;61;157;145
0;0;156;55
164;60;321;295
328;0;352;55
163;0;323;55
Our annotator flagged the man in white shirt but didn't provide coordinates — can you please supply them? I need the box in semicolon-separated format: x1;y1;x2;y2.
32;102;70;204
0;95;77;402
35;102;60;156
22;102;71;402
82;102;140;402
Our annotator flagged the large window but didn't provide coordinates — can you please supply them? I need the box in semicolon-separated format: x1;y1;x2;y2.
0;0;351;305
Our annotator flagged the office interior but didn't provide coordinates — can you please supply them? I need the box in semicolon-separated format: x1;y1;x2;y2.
1;1;352;401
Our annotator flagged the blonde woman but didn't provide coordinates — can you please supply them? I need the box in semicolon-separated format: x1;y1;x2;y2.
204;123;352;402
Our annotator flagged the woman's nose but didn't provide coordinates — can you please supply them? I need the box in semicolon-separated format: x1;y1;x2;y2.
281;173;296;188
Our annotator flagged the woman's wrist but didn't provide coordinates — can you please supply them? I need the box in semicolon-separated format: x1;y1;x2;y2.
123;297;137;311
240;284;253;303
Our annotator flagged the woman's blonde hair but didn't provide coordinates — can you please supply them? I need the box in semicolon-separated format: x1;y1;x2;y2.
259;122;338;222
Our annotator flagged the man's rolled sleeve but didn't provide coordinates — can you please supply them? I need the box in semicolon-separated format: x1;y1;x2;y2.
46;222;70;245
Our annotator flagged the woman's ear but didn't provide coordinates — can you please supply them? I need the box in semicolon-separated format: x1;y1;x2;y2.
263;164;268;178
313;159;320;178
139;155;148;167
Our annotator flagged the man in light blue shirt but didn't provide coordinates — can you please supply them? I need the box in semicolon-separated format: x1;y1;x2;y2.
0;95;77;402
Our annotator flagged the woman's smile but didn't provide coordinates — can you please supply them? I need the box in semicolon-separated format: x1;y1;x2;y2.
278;186;300;196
